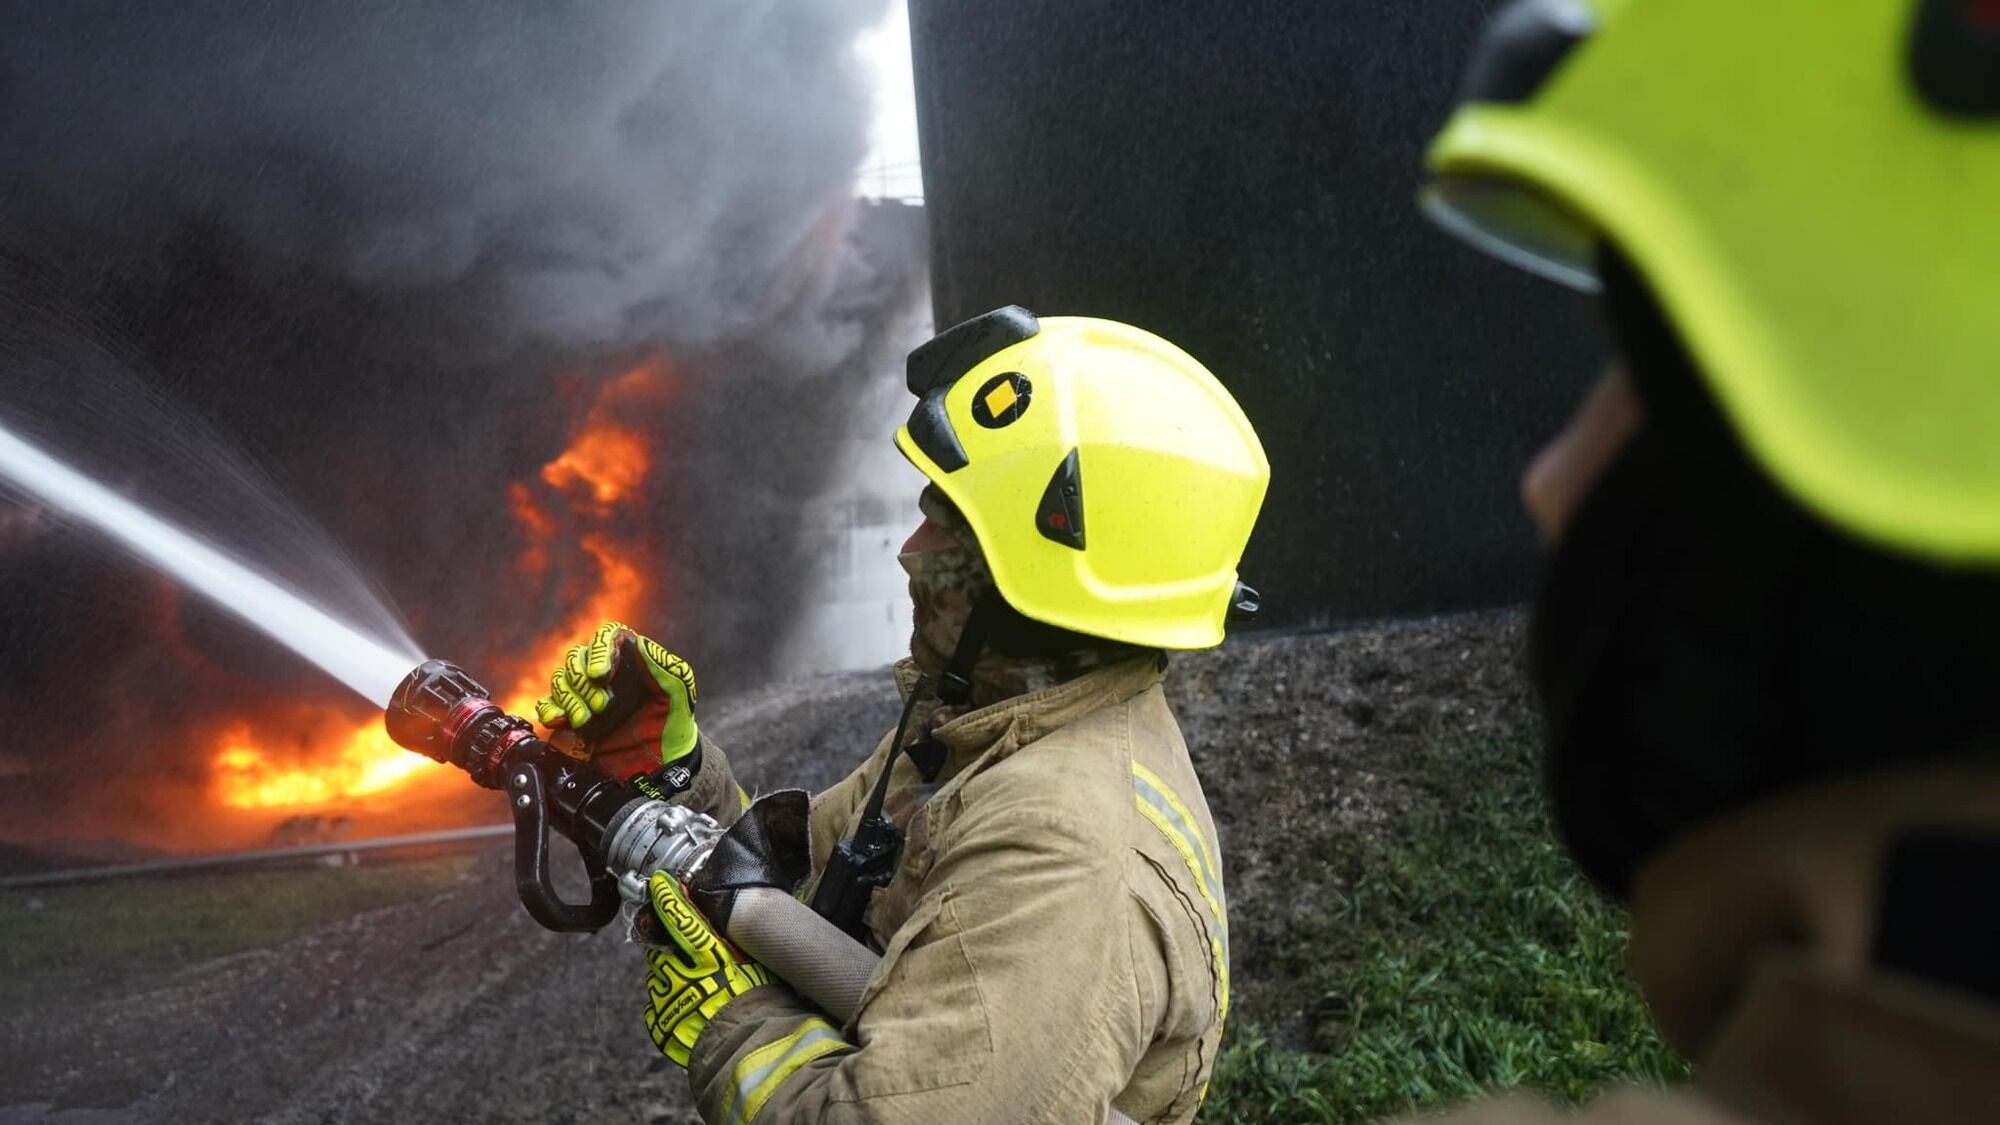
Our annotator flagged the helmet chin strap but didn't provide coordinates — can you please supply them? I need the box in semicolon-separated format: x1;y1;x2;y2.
935;585;999;708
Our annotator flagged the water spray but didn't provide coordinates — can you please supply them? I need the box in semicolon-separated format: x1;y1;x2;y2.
0;420;418;706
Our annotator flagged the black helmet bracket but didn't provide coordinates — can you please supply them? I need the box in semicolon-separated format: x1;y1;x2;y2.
907;306;1041;396
904;307;1042;475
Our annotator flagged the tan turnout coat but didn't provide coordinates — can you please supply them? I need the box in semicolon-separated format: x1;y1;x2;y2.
677;655;1229;1124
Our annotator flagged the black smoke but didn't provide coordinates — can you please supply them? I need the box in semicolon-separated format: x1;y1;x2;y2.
0;1;927;847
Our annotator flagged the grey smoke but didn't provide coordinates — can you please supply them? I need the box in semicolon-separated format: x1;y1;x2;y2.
0;0;890;354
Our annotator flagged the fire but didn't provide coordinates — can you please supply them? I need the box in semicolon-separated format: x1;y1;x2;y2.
215;719;441;809
500;532;649;714
539;363;665;511
207;359;671;818
509;483;556;577
542;426;649;509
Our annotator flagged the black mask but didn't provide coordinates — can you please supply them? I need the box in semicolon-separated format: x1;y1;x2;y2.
1531;248;2000;897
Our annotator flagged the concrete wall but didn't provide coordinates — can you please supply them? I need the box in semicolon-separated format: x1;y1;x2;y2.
909;1;1601;626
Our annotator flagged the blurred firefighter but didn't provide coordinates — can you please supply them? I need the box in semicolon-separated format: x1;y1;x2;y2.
537;308;1268;1123
1402;0;2000;1122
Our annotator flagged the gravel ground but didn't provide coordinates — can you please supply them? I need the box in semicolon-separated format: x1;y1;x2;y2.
0;610;1534;1123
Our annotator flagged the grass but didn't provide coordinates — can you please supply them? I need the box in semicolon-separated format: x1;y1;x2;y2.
0;855;476;1009
1201;730;1689;1123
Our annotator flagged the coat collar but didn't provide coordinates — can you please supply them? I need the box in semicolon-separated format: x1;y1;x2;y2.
891;653;1166;779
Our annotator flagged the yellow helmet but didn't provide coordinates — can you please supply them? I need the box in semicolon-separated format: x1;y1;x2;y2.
894;307;1269;650
1422;0;2000;563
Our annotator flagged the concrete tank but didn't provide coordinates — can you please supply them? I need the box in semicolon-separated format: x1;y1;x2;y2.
909;1;1601;626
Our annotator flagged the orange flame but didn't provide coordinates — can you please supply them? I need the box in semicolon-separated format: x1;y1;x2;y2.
508;483;556;577
208;359;670;816
542;426;649;509
500;533;649;714
214;719;443;809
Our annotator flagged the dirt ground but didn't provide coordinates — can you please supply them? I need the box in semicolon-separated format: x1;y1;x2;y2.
0;610;1533;1124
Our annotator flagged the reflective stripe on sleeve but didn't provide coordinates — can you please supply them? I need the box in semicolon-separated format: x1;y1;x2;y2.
1131;762;1230;1021
716;1016;851;1125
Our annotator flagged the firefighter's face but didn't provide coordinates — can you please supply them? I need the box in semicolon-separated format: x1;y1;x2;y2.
1523;365;1642;546
900;499;958;556
899;485;986;676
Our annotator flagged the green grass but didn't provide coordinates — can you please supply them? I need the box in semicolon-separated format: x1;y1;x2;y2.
1202;731;1689;1123
0;856;476;1008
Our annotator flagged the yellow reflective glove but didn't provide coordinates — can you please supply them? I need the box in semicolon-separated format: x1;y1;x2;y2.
643;871;771;1067
533;621;699;770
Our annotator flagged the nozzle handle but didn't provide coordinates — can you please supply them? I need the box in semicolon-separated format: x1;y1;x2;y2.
507;758;620;932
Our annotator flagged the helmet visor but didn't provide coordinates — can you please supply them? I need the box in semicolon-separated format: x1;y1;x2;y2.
1420;173;1601;293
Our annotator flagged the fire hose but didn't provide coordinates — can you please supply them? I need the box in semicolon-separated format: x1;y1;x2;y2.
385;659;1143;1124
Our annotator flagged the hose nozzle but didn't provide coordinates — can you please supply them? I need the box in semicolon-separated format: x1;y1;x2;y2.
385;659;536;787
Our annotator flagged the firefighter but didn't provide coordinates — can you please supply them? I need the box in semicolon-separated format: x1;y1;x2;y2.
537;308;1269;1123
1403;0;2000;1121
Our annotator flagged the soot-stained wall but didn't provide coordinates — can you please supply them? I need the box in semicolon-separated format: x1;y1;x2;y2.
909;1;1602;625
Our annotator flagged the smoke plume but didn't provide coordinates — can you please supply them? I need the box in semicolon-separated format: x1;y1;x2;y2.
2;0;900;354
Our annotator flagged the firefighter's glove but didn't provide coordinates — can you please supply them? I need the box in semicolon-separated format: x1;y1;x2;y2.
643;870;770;1067
534;620;699;766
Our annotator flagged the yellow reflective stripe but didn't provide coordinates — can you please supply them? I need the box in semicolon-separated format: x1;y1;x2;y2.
1130;762;1230;1020
717;1017;849;1125
1131;763;1223;907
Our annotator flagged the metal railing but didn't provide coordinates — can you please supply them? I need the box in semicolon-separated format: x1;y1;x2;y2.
0;824;512;890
